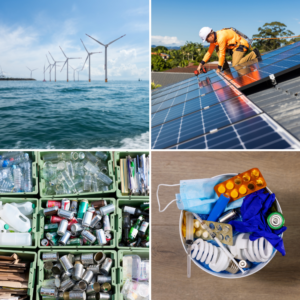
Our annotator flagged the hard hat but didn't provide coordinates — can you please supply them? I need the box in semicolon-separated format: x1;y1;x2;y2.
199;27;213;42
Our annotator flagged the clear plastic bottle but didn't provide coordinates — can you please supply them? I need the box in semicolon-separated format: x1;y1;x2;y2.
91;175;99;192
0;151;24;159
11;202;35;216
0;203;31;232
74;162;85;177
1;153;29;168
95;151;108;161
0;232;32;246
97;162;108;174
20;161;32;192
0;181;14;193
41;166;57;181
61;170;76;191
84;174;92;191
85;152;99;164
83;160;100;174
95;171;112;186
12;166;23;192
43;153;66;162
66;161;75;178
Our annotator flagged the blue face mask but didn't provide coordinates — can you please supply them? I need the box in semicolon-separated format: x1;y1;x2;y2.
156;175;244;214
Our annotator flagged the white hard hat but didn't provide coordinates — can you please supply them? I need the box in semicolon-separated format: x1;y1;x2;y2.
199;27;213;42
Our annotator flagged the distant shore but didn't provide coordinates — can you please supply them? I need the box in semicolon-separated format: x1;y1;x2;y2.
0;78;36;81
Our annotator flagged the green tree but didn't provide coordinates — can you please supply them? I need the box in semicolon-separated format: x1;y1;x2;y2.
252;22;294;51
151;55;170;71
152;46;169;52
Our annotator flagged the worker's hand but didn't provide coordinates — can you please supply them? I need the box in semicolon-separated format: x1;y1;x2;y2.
197;63;203;73
216;68;221;74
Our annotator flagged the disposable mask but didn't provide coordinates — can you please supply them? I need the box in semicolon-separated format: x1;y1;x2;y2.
157;175;244;214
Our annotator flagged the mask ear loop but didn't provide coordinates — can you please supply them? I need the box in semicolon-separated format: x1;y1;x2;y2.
156;183;180;212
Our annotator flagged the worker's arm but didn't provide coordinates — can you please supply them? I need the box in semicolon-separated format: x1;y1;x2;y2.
217;38;226;70
197;43;216;73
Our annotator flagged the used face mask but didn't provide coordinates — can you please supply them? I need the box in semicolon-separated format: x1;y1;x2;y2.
157;175;244;214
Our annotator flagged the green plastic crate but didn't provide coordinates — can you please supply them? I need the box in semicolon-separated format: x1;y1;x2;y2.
0;151;38;196
0;198;38;249
114;151;149;200
0;249;37;300
38;151;116;198
117;199;149;250
117;249;149;300
36;249;118;300
38;198;117;249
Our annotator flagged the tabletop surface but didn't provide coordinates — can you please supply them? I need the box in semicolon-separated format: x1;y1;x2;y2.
151;151;300;300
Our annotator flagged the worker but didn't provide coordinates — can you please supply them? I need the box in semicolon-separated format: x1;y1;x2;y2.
197;27;261;74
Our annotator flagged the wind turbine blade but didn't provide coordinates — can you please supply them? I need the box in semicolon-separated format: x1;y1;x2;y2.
82;55;89;70
46;55;51;64
45;65;50;71
81;39;89;53
70;66;74;70
48;52;55;62
26;66;31;71
59;46;68;58
69;57;82;59
90;52;102;54
107;34;126;46
60;60;67;71
32;69;38;71
86;34;106;46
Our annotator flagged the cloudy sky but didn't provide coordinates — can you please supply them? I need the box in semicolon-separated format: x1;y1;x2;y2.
152;0;300;47
0;0;149;81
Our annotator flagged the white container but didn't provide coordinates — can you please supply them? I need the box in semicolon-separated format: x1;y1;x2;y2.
0;220;8;233
11;202;36;216
179;173;283;279
0;232;32;246
0;203;31;233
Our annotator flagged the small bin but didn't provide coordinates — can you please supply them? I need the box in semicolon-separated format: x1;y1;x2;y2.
0;151;38;196
118;249;149;300
0;198;38;249
179;173;284;278
38;197;117;249
0;249;37;300
39;151;115;198
114;151;149;200
36;249;118;300
117;199;149;250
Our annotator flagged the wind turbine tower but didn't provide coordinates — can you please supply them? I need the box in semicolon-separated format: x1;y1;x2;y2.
60;46;81;82
26;66;38;79
45;55;53;81
49;52;64;82
86;34;126;82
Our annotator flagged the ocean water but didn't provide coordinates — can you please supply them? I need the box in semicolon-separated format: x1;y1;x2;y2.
0;80;149;149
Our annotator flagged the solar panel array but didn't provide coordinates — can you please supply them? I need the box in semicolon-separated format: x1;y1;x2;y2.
151;41;300;149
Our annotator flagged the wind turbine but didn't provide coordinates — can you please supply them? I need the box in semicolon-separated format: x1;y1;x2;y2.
86;34;126;82
70;66;80;81
77;69;82;81
26;67;38;79
49;52;64;82
43;65;46;82
45;55;54;81
60;46;81;82
80;39;101;82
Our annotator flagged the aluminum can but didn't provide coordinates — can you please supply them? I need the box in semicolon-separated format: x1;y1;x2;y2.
77;199;89;220
47;200;62;208
41;238;50;246
61;198;70;211
99;204;114;216
44;206;59;216
67;218;78;231
81;230;96;244
90;215;102;228
59;231;72;245
42;253;59;262
70;200;78;214
50;215;64;223
58;219;69;236
82;209;94;228
58;209;75;220
96;229;106;246
44;223;59;232
82;270;94;284
100;258;112;275
91;200;107;209
103;215;111;232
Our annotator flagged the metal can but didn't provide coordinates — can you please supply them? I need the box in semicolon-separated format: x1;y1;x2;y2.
52;262;63;275
77;280;87;291
219;209;239;223
81;253;94;265
100;258;112;275
90;215;102;228
91;200;107;209
67;218;78;231
94;221;102;230
58;219;69;236
58;209;75;220
103;215;111;232
60;255;74;273
82;270;94;284
71;223;84;236
94;252;106;265
50;215;64;223
96;229;107;246
69;291;86;300
67;238;83;246
47;200;62;208
81;230;96;244
59;231;72;245
43;206;59;216
70;200;78;214
86;265;100;274
44;261;54;275
105;232;112;242
99;204;115;216
97;275;111;284
42;253;59;261
44;223;59;232
86;282;101;295
41;238;50;246
77;199;89;220
46;232;59;243
82;208;95;228
73;262;84;281
40;287;58;297
61;198;70;211
100;283;111;293
99;292;110;300
60;278;75;292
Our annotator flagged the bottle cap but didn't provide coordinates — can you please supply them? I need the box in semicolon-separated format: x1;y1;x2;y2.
32;204;36;209
4;224;9;230
28;228;32;233
2;160;9;167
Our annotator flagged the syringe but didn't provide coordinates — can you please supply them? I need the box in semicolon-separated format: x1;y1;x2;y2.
192;213;245;274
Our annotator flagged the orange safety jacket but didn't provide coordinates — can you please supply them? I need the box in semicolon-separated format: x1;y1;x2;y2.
202;28;249;69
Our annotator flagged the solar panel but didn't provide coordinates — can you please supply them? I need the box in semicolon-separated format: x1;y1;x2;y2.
151;95;261;149
171;114;300;149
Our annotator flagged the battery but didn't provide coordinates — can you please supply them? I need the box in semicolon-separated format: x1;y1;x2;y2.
218;209;239;223
47;200;62;208
50;215;64;224
70;200;78;214
41;238;50;246
58;209;75;220
61;199;70;211
58;220;69;236
267;212;285;229
81;230;96;244
43;206;59;216
67;238;83;246
44;223;59;232
77;199;89;220
103;215;111;232
99;204;115;216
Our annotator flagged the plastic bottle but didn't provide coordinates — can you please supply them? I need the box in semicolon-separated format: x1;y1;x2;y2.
84;174;92;191
0;220;8;233
20;161;32;192
0;203;31;232
85;152;99;164
1;153;29;168
43;153;65;162
11;202;36;216
0;232;32;246
83;160;100;174
95;151;108;161
95;171;112;186
12;166;22;192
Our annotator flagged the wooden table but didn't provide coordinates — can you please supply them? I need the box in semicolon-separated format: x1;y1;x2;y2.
151;151;300;300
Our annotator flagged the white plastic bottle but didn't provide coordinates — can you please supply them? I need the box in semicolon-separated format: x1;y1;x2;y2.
0;233;32;246
0;220;8;233
0;203;31;232
11;202;36;216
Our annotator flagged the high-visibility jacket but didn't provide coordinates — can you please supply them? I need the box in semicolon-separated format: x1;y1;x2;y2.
202;28;249;68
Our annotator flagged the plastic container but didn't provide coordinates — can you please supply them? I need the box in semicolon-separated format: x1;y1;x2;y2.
114;151;149;200
0;198;38;249
117;199;149;250
38;198;117;249
0;249;37;300
0;151;38;196
38;151;115;198
11;201;35;216
179;173;284;279
118;250;149;300
36;249;118;300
